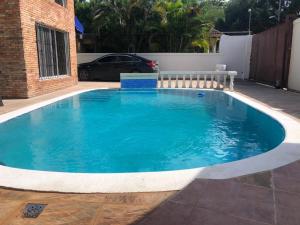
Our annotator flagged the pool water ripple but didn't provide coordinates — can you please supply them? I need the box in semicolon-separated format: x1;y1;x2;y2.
0;89;285;173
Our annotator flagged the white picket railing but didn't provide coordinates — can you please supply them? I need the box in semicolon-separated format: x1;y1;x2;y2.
158;71;237;91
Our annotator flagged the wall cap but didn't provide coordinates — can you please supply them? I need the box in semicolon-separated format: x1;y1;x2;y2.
294;18;300;25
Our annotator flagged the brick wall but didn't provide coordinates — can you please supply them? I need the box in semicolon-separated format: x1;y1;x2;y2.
0;0;28;98
0;0;78;98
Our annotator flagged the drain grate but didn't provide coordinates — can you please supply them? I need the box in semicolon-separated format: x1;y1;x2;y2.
23;203;47;218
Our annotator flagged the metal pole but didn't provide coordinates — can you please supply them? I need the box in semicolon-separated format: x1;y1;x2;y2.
248;9;252;35
278;0;282;23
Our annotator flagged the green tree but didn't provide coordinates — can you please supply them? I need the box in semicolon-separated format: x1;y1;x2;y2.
216;0;300;34
75;0;226;52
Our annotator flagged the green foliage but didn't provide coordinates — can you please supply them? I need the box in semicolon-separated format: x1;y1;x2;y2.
216;0;300;34
75;0;300;52
75;0;225;52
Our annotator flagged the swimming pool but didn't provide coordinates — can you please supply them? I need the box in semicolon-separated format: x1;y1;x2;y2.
0;89;285;173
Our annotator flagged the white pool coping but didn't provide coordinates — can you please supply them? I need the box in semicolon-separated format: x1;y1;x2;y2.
0;88;299;193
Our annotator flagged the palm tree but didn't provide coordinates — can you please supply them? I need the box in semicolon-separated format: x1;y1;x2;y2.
93;0;153;52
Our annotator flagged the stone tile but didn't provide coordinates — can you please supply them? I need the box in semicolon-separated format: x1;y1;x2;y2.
275;190;300;210
93;204;151;225
273;160;300;180
200;179;273;203
234;80;300;121
276;206;300;225
6;201;100;225
198;197;274;224
235;172;272;188
195;180;274;224
188;207;273;225
102;192;172;205
273;173;300;194
0;188;175;225
169;179;207;206
134;201;194;225
0;82;120;115
0;201;24;222
0;188;31;201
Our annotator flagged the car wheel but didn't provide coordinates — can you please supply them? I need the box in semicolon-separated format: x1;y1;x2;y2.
79;69;89;81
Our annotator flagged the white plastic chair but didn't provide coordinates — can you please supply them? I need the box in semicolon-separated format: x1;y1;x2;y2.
216;64;227;71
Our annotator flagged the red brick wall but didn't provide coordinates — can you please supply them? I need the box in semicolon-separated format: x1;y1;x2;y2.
0;0;78;98
0;0;28;98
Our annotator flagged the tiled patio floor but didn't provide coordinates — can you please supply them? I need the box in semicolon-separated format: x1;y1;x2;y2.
133;162;300;225
0;189;173;225
0;81;300;225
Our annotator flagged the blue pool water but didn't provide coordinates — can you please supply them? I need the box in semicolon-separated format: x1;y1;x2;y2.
0;89;285;173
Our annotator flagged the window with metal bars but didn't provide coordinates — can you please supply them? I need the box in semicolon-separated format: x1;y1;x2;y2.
36;24;70;78
55;0;66;7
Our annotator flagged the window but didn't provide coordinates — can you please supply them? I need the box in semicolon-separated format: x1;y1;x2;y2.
118;56;137;62
98;56;118;63
55;0;66;7
36;24;70;78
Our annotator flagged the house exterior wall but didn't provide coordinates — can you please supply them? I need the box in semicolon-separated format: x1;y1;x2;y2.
0;0;77;98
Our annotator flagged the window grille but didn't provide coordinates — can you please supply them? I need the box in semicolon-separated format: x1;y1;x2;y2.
36;24;70;78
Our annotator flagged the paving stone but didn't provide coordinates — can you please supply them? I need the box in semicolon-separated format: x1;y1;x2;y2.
199;179;273;203
169;179;208;206
0;201;25;222
0;189;174;225
276;206;300;225
275;190;300;210
134;201;194;225
93;204;152;225
235;172;272;188
273;173;300;194
195;180;275;224
273;161;300;180
188;207;274;225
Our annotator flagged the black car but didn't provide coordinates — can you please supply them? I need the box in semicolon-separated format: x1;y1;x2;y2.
78;54;158;81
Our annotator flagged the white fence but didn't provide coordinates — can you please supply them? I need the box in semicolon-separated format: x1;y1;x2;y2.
120;71;237;91
159;71;237;91
288;18;300;92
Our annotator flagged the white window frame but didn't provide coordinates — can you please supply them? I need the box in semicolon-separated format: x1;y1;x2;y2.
55;0;67;7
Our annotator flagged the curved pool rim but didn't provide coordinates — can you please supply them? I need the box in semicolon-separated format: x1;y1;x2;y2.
0;88;299;193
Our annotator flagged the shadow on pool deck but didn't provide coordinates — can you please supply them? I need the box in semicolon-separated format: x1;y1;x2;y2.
129;141;300;225
0;81;300;225
130;161;298;224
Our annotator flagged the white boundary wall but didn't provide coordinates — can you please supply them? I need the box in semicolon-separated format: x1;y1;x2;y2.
288;18;300;92
77;35;252;79
219;35;252;80
78;53;223;71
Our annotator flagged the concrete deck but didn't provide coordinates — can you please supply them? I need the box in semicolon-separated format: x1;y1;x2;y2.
0;81;300;224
